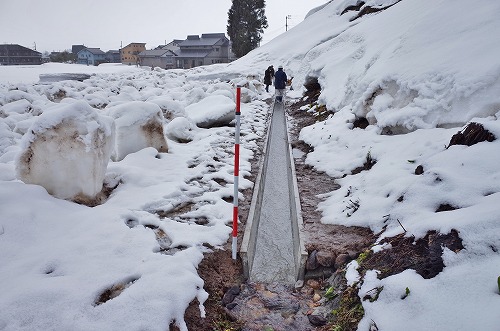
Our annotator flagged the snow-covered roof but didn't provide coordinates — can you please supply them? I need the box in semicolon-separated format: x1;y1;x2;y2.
174;50;212;58
179;33;227;47
138;49;176;58
79;48;105;55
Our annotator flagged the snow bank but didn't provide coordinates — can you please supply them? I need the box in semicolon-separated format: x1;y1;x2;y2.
105;101;168;161
165;117;198;143
185;94;235;128
15;100;115;201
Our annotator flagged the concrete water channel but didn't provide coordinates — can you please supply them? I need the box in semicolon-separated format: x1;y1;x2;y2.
241;100;307;284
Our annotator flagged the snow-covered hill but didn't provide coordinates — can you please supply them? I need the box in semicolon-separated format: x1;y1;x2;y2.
219;0;500;329
0;0;499;330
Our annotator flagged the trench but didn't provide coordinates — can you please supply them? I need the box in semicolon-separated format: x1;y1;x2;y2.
240;100;307;284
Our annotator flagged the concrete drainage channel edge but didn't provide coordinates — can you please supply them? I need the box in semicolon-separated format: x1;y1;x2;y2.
240;101;307;283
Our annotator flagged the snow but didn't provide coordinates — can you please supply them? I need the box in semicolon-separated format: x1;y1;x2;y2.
15;100;115;200
105;101;167;161
184;94;235;128
1;0;500;329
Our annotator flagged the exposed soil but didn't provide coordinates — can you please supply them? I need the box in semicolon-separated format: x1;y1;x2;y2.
361;230;464;280
447;121;496;148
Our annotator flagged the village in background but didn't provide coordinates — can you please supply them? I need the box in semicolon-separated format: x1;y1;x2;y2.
0;33;237;70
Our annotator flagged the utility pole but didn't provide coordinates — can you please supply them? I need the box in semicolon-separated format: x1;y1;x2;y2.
285;15;292;31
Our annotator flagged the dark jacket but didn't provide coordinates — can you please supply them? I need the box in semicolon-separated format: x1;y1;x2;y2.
264;66;274;85
274;68;287;89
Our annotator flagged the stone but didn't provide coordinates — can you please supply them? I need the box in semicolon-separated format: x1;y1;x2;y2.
347;250;359;259
222;285;240;306
335;253;351;269
415;165;424;175
225;302;237;310
305;267;334;281
308;314;327;326
316;250;336;267
306;250;319;270
312;293;321;302
306;279;321;290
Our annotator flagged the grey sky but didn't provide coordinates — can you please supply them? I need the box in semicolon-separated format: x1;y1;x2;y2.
0;0;327;52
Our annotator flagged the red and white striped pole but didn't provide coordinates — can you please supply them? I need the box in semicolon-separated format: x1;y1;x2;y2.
232;86;241;260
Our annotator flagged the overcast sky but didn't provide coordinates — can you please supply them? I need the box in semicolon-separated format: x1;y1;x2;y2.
0;0;328;53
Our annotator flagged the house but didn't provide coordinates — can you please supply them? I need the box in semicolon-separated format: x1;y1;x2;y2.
105;50;121;63
174;33;235;69
138;49;177;69
155;40;181;53
120;43;146;65
72;45;86;57
0;44;42;65
77;48;106;66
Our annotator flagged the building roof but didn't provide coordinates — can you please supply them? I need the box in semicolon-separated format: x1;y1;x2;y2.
79;48;105;55
138;49;176;58
72;45;86;54
179;33;228;47
0;44;41;55
156;40;182;50
174;50;212;59
123;42;146;48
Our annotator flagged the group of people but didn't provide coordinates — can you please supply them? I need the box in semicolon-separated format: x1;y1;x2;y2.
264;64;287;102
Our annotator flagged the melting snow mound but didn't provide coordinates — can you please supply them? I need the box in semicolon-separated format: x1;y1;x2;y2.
15;100;115;201
106;101;168;161
185;94;235;128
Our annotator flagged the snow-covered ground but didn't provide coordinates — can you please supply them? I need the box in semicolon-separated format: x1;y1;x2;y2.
1;0;499;330
0;64;269;330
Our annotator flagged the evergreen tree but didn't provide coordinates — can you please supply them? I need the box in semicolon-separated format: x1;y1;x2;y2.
227;0;268;58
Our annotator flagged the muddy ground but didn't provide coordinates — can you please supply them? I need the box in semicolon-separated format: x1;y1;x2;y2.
178;94;461;331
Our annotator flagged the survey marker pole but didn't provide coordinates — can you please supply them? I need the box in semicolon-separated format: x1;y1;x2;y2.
232;87;241;260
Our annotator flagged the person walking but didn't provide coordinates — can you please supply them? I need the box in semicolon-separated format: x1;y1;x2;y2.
274;65;287;103
264;65;274;92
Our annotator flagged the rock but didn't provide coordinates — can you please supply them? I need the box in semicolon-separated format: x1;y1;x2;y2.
306;279;321;290
305;267;334;280
347;250;359;259
312;293;321;302
415;165;424;175
225;302;237;310
304;76;321;92
308;314;327;326
306;250;319;270
335;253;352;269
294;280;304;290
316;250;336;267
222;285;240;306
